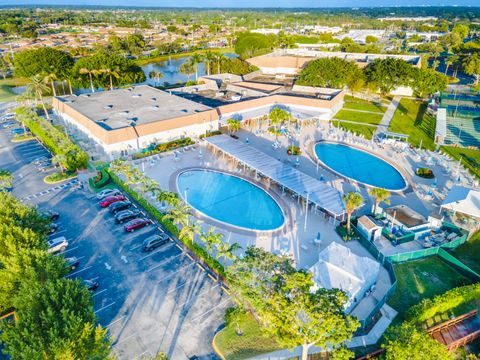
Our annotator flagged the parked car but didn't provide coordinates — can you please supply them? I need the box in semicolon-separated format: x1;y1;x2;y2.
41;210;60;221
65;257;80;271
11;127;29;135
109;200;131;214
37;163;57;172
96;188;121;200
48;223;58;234
115;209;141;224
124;218;151;232
47;236;68;253
0;113;15;121
142;233;170;252
2;121;17;128
82;278;99;291
99;195;125;208
32;156;50;165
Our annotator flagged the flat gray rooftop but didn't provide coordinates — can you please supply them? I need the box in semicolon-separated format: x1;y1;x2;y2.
57;85;211;131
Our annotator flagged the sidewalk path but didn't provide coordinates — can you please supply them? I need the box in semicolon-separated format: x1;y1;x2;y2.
375;96;401;135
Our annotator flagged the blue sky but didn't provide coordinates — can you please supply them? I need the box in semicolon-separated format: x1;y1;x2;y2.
1;0;479;7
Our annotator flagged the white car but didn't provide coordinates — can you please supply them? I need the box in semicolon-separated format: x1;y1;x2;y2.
96;188;121;200
47;236;68;254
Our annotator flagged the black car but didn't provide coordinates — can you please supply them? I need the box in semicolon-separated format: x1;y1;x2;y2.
115;209;141;224
48;223;58;234
65;257;80;271
41;210;60;221
82;278;99;291
109;200;132;214
142;233;170;252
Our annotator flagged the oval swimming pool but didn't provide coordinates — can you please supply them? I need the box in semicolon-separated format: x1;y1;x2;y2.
314;142;407;191
177;169;285;231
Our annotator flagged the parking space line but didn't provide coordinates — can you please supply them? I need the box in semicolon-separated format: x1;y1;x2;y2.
129;243;143;251
94;301;116;314
156;262;196;283
66;265;92;278
175;244;183;251
196;263;205;272
145;252;185;273
167;272;207;294
92;288;108;297
185;253;194;261
178;283;220;308
190;298;231;322
106;315;127;328
112;330;139;346
138;243;175;261
207;273;217;282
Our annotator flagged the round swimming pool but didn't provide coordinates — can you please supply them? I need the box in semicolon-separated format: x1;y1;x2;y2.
177;169;285;231
314;142;407;191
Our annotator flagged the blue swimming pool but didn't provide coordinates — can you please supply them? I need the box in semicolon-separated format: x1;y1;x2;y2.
177;170;285;231
314;143;407;191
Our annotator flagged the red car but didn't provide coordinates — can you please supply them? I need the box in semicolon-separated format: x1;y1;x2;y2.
99;195;125;208
124;218;152;232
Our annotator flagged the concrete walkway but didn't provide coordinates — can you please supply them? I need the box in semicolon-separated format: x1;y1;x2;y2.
375;96;401;135
248;304;398;359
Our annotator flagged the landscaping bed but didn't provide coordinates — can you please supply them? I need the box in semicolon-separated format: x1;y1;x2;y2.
44;172;76;184
132;137;194;160
415;167;435;179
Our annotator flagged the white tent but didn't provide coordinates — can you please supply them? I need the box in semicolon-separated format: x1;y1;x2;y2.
441;186;480;219
309;242;380;313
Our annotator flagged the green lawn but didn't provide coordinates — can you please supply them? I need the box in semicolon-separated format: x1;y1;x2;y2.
0;78;28;103
388;98;436;150
388;256;471;319
332;120;376;140
335;109;383;125
441;146;480;180
343;96;387;113
214;312;281;360
451;230;480;275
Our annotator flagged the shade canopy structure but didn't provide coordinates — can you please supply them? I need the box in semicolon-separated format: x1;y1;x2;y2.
309;242;380;313
205;135;345;217
441;186;480;219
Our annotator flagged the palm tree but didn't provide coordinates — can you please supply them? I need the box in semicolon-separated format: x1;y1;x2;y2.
369;188;390;215
163;202;191;231
52;154;68;174
199;227;223;253
0;169;13;190
101;67;120;91
156;191;179;207
189;53;203;81
180;221;203;243
26;75;50;119
227;118;241;134
179;62;194;81
149;70;164;87
79;68;100;93
43;72;58;97
214;53;226;74
216;241;242;263
204;50;216;76
269;108;290;139
342;192;364;234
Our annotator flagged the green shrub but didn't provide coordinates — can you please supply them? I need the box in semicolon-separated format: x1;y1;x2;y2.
44;171;75;183
406;283;480;323
416;167;435;179
199;130;222;139
132;137;194;160
92;169;110;188
287;145;301;156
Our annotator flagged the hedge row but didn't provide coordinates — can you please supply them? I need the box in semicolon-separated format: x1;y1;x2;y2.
406;283;480;323
108;170;226;278
132;137;194;160
91;169;110;189
199;130;222;139
15;107;88;171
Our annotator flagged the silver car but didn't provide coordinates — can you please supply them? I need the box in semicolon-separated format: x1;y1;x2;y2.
96;188;121;200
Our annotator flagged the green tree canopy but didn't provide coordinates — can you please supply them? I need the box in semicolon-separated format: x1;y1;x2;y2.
71;51;145;90
452;24;470;40
235;32;276;59
382;323;453;360
463;52;480;86
364;58;415;95
13;47;73;79
296;57;363;89
227;247;359;360
411;68;448;98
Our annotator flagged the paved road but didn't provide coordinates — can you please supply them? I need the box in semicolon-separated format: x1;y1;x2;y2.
0;115;230;360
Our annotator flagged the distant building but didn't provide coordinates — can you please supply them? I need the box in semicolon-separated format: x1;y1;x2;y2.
379;16;438;22
251;28;281;35
334;29;386;45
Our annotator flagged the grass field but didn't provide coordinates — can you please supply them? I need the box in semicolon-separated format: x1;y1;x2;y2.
332;120;376;140
335;109;384;125
451;230;480;275
0;78;28;103
441;146;480;180
214;312;281;360
343;96;387;113
388;256;471;319
388;98;436;150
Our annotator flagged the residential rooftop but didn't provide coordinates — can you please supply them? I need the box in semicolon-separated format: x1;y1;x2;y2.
56;85;212;131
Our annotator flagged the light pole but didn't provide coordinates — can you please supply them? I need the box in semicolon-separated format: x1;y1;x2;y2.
304;191;310;232
184;187;189;205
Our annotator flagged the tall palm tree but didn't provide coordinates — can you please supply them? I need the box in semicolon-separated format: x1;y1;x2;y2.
369;188;390;215
189;53;204;81
227;118;241;134
52;154;68;174
157;191;179;207
269;108;290;139
43;72;58;97
179;62;194;81
204;50;216;76
163;202;191;231
149;70;164;87
101;67;120;91
199;227;223;253
79;68;100;93
214;52;226;74
180;220;203;243
26;75;50;119
216;241;242;263
342;192;364;234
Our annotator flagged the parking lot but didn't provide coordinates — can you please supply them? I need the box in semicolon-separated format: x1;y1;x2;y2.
1;115;230;359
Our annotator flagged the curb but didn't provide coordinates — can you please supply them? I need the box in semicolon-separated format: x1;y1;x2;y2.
11;136;35;143
212;330;227;360
43;174;77;184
